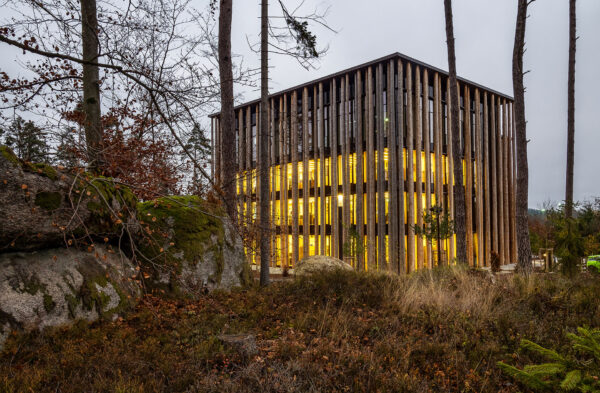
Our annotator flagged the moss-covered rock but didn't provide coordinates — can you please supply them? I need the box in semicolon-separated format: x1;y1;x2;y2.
24;162;58;180
34;191;62;211
136;196;249;293
0;245;141;351
0;145;20;166
0;145;137;251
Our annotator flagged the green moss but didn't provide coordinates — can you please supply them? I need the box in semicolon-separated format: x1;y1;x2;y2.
137;196;226;284
0;145;20;166
86;201;103;213
24;162;58;180
35;191;62;211
1;146;59;180
77;267;131;320
65;294;80;318
80;275;107;311
22;274;46;296
239;261;253;288
43;294;56;313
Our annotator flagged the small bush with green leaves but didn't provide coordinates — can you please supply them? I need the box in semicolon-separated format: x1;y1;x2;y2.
498;327;600;392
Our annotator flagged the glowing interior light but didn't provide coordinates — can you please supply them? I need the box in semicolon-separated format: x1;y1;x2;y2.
337;193;344;206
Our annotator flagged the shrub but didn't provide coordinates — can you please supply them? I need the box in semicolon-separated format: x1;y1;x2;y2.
498;326;600;391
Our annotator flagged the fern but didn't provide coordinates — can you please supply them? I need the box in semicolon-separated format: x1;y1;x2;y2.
498;327;600;392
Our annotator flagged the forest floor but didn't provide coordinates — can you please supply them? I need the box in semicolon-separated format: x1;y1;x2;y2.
1;267;599;393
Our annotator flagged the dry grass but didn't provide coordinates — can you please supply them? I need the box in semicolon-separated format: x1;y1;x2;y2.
1;266;600;392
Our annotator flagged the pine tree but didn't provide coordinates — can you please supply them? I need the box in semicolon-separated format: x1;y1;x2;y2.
184;125;211;195
2;116;49;162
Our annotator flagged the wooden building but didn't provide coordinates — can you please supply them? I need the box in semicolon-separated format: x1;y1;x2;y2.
210;53;517;273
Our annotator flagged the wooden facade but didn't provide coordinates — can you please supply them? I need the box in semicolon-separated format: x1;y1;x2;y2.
210;53;516;272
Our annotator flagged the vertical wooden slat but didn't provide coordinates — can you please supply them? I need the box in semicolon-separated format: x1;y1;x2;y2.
302;87;310;259
464;85;473;267
211;118;215;180
490;95;498;257
397;60;406;273
366;66;376;270
319;83;326;256
475;89;485;267
340;77;348;261
406;62;415;272
433;73;442;265
503;99;511;264
343;75;352;264
281;95;288;269
446;81;455;262
245;105;252;231
415;66;424;270
497;97;505;265
245;106;252;263
483;92;491;266
376;63;387;271
356;72;365;270
269;99;276;266
331;79;339;259
388;60;399;273
238;110;244;226
423;69;432;269
214;118;219;184
220;120;225;184
291;91;299;267
511;102;518;264
313;86;319;255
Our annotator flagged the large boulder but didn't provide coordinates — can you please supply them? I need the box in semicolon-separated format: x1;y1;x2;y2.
136;196;251;293
0;146;137;252
295;255;354;276
0;245;141;351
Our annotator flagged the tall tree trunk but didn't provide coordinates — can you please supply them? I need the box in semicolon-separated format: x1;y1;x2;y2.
443;0;467;264
80;0;104;172
513;0;532;274
218;0;237;218
565;0;576;219
259;0;270;286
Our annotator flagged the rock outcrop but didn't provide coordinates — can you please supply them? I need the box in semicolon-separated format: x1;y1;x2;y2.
0;147;251;350
294;255;354;276
137;196;251;293
0;245;141;350
0;146;137;252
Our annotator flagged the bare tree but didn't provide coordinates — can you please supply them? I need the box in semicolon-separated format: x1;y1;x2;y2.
443;0;467;264
0;0;255;194
253;0;333;285
80;0;104;171
513;0;534;274
259;0;270;286
565;0;577;219
218;0;237;218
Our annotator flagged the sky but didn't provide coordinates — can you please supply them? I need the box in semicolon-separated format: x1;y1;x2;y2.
229;0;600;209
1;0;598;208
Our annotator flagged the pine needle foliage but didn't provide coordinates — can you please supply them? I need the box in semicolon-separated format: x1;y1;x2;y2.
498;327;600;392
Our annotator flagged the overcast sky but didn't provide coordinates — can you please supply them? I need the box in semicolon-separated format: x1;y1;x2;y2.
1;0;598;208
231;0;600;209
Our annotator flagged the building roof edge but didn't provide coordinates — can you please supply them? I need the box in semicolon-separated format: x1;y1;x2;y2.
209;51;514;118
